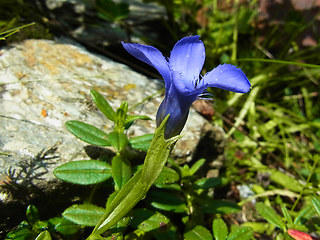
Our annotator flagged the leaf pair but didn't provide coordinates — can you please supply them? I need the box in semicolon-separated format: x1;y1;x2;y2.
65;90;151;151
91;89;150;131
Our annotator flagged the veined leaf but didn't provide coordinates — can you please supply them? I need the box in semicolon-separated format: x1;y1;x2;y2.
227;226;253;240
129;208;170;232
194;177;221;189
281;204;293;225
112;154;132;190
129;134;154;151
125;115;151;124
66;120;111;146
90;89;115;121
49;217;81;235
184;225;213;240
269;171;303;193
108;130;128;151
256;202;286;230
148;190;187;213
92;116;180;234
198;198;241;214
5;228;35;239
62;204;105;226
190;159;206;175
155;167;180;185
294;205;315;225
311;196;320;216
53;160;112;185
212;217;228;240
35;231;52;240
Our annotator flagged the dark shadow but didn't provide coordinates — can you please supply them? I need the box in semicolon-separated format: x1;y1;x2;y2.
258;0;320;54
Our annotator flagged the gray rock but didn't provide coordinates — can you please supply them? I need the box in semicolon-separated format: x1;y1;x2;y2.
0;39;207;194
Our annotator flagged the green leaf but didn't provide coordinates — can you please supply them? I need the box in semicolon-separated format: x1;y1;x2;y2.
155;183;182;191
33;221;48;232
92;116;180;234
184;225;213;240
198;198;241;214
256;202;286;230
148;190;187;213
112;154;132;190
35;231;52;240
227;226;254;240
62;204;105;226
108;130;128;152
86;233;106;240
194;177;221;189
130;208;170;232
96;0;129;22
241;222;271;234
311;196;320;216
115;105;127;131
49;217;81;235
90;89;115;121
66;121;111;146
117;102;128;118
270;171;303;193
212;218;228;240
106;191;118;209
155;167;180;185
281;204;293;225
26;205;39;225
189;159;206;175
5;227;35;240
181;164;191;178
53;160;112;185
124;115;151;125
129;134;154;151
294;205;315;224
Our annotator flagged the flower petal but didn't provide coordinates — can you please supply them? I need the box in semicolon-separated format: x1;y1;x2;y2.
201;64;251;93
121;42;171;86
169;36;205;94
156;84;196;138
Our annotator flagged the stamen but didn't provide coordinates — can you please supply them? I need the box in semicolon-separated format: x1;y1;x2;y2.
197;91;213;100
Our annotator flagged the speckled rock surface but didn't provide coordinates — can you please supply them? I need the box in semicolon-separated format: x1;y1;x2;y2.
0;39;207;191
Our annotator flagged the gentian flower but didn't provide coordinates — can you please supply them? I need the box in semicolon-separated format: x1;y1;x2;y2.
122;36;250;139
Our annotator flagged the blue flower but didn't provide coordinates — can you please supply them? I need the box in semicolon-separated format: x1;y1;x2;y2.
122;36;251;139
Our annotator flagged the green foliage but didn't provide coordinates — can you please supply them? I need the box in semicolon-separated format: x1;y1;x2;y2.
49;217;81;235
53;160;112;185
5;205;53;240
34;231;51;240
112;153;132;190
212;217;228;240
6;1;320;239
184;225;213;240
227;226;254;240
0;0;52;43
0;22;35;40
7;90;244;239
256;202;286;231
65;120;111;146
95;0;129;22
128;133;154;151
62;204;105;227
91;89;116;121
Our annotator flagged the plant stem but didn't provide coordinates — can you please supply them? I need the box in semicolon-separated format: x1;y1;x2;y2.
291;155;319;212
231;0;239;62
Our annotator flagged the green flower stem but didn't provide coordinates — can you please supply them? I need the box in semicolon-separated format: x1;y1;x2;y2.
89;115;180;237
